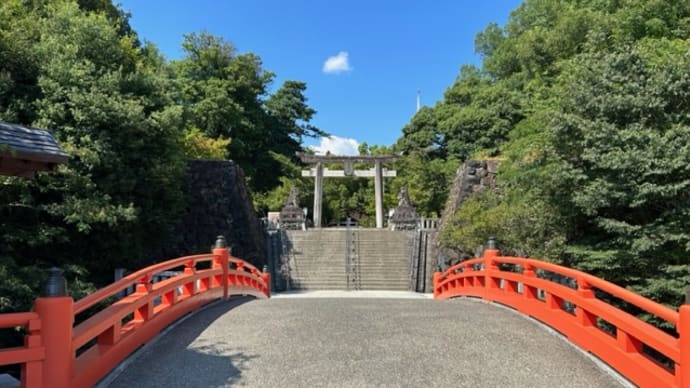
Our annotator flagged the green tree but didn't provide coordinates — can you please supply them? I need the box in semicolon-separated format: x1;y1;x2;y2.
0;0;41;123
546;41;690;305
0;0;186;313
416;0;690;312
173;33;323;192
181;127;230;159
257;80;326;190
441;190;566;260
391;153;456;217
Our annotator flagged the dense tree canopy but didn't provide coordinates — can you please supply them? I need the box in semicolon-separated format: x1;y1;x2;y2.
399;0;690;309
0;0;322;314
172;34;326;192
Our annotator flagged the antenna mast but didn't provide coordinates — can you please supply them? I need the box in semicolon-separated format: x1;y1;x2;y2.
416;90;421;112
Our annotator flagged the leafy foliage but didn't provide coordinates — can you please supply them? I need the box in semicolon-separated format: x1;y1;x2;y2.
0;0;322;315
441;190;566;261
181;127;230;160
546;42;690;304
400;0;690;309
172;34;324;192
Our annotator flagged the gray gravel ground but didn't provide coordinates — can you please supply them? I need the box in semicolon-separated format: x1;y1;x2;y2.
106;295;624;387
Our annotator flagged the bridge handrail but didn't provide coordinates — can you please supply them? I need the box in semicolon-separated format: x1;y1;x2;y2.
501;256;677;324
434;246;685;387
0;312;43;383
228;256;263;276
0;312;39;328
0;237;270;388
74;253;215;315
438;255;677;324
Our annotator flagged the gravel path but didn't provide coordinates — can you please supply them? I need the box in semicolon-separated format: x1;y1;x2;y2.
105;294;625;387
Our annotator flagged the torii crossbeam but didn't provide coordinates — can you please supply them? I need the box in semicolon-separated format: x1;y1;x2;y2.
297;153;397;228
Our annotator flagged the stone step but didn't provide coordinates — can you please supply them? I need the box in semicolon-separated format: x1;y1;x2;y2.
289;264;410;269
288;285;411;291
289;281;348;286
356;286;410;291
291;283;410;288
290;265;409;270
292;276;408;282
290;271;409;277
286;237;413;241
290;243;409;247
291;279;410;287
291;270;407;274
357;263;409;267
291;254;410;259
291;274;408;279
290;253;411;258
281;229;416;291
289;261;409;267
357;281;410;286
290;278;408;282
289;247;411;252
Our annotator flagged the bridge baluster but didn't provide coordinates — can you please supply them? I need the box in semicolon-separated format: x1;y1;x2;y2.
575;277;596;327
183;260;195;275
134;274;153;322
22;317;43;388
135;274;152;294
545;293;562;310
522;263;538;300
616;330;642;353
181;261;197;297
235;261;246;286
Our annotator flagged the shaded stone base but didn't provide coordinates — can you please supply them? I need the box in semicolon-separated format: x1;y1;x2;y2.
150;160;266;267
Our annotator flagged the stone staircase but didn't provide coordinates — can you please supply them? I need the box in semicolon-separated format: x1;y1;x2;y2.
283;229;414;290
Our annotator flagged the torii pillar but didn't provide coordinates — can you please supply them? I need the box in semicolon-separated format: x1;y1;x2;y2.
313;161;324;229
373;160;384;228
298;153;397;229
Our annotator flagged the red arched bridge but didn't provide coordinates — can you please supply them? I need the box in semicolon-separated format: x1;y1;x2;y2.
0;236;688;387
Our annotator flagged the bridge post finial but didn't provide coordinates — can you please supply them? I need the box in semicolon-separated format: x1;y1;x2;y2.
213;235;230;299
215;235;227;249
487;236;496;250
42;267;67;297
261;265;271;297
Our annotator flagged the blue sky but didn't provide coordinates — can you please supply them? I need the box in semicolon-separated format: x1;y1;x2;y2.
117;0;523;154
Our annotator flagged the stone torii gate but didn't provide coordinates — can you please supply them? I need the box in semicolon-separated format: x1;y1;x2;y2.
298;153;397;229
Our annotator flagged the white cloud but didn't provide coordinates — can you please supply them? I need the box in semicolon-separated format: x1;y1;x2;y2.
309;136;359;156
322;51;352;74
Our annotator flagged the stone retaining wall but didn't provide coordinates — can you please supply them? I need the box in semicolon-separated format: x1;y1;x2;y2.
428;160;499;275
151;160;265;267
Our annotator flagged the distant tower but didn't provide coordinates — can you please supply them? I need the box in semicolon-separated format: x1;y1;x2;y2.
416;90;421;112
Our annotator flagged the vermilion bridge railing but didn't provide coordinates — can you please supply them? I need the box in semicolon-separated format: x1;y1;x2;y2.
0;236;270;388
434;239;690;388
